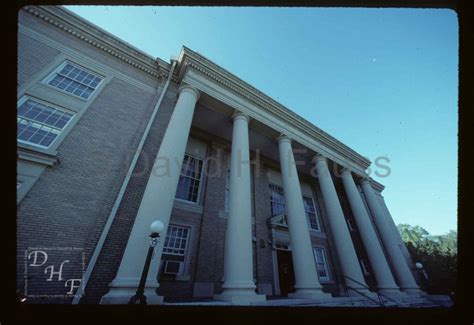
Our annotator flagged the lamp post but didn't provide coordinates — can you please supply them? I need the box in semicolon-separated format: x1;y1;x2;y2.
128;220;165;305
415;262;429;289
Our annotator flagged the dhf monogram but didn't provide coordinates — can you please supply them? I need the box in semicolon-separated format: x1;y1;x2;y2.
27;250;82;295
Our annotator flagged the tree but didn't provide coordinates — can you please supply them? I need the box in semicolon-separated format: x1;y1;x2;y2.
397;224;457;297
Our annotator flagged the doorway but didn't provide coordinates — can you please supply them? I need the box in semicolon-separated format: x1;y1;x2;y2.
276;249;295;297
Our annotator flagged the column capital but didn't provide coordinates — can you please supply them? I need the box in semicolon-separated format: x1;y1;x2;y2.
276;134;292;144
360;177;371;186
340;168;352;176
312;153;327;164
231;111;250;122
178;84;201;101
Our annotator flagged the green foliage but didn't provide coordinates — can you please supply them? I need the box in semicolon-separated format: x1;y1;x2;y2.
397;224;457;296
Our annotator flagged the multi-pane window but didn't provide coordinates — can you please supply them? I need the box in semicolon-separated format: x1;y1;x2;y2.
161;225;191;277
269;184;287;224
17;98;74;148
46;62;103;100
175;155;203;203
303;196;321;231
313;247;330;282
269;184;321;231
163;225;190;256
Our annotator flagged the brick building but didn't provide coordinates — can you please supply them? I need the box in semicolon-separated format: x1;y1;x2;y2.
17;6;448;306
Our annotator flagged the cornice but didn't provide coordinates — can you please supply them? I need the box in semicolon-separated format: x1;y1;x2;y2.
22;6;163;80
370;177;385;192
22;5;372;176
176;46;371;171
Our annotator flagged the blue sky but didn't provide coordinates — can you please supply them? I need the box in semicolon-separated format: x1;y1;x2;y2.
66;6;458;235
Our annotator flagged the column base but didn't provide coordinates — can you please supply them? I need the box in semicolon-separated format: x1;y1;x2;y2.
376;287;406;297
100;279;163;305
400;287;424;296
288;289;332;300
213;292;266;304
345;287;378;300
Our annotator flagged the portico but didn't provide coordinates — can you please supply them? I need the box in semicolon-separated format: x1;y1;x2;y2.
100;47;421;304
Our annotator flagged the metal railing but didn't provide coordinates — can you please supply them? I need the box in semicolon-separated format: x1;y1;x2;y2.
342;275;400;307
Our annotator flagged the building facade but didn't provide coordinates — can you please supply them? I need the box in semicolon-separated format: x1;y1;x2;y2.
17;6;430;305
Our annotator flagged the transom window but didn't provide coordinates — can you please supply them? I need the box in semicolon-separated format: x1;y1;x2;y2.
303;196;321;231
163;225;190;256
175;154;204;203
46;61;103;100
17;98;74;148
313;247;330;282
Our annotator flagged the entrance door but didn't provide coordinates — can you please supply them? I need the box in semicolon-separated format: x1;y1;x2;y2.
277;250;295;297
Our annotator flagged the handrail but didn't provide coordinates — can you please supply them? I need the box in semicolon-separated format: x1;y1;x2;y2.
342;275;400;307
343;275;401;306
343;284;384;306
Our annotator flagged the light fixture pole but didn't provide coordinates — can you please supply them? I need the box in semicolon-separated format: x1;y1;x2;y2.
128;220;164;305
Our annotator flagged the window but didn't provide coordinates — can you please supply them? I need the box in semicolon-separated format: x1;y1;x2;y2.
17;98;74;148
45;61;103;100
175;154;203;203
303;196;321;231
276;242;290;250
161;225;191;277
313;247;330;282
224;169;230;212
269;183;287;224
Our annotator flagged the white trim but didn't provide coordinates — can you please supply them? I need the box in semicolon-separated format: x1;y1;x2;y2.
175;152;205;204
313;246;331;283
18;25;157;94
302;195;322;232
161;223;192;279
182;69;369;176
41;60;105;101
17;95;75;150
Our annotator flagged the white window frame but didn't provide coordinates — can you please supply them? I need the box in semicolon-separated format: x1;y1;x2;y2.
269;183;286;216
162;225;191;256
17;96;75;149
161;224;192;278
175;154;204;204
313;246;331;282
42;60;105;101
303;195;322;232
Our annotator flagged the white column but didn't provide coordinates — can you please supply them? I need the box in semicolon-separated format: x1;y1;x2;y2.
214;112;265;303
278;135;330;299
360;178;422;295
313;155;373;297
340;169;401;296
101;85;200;304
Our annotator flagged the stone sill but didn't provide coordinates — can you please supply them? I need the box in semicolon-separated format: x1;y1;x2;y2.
17;144;58;166
173;199;204;214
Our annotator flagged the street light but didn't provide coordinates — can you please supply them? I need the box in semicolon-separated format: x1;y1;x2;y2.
128;220;165;305
415;262;429;288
